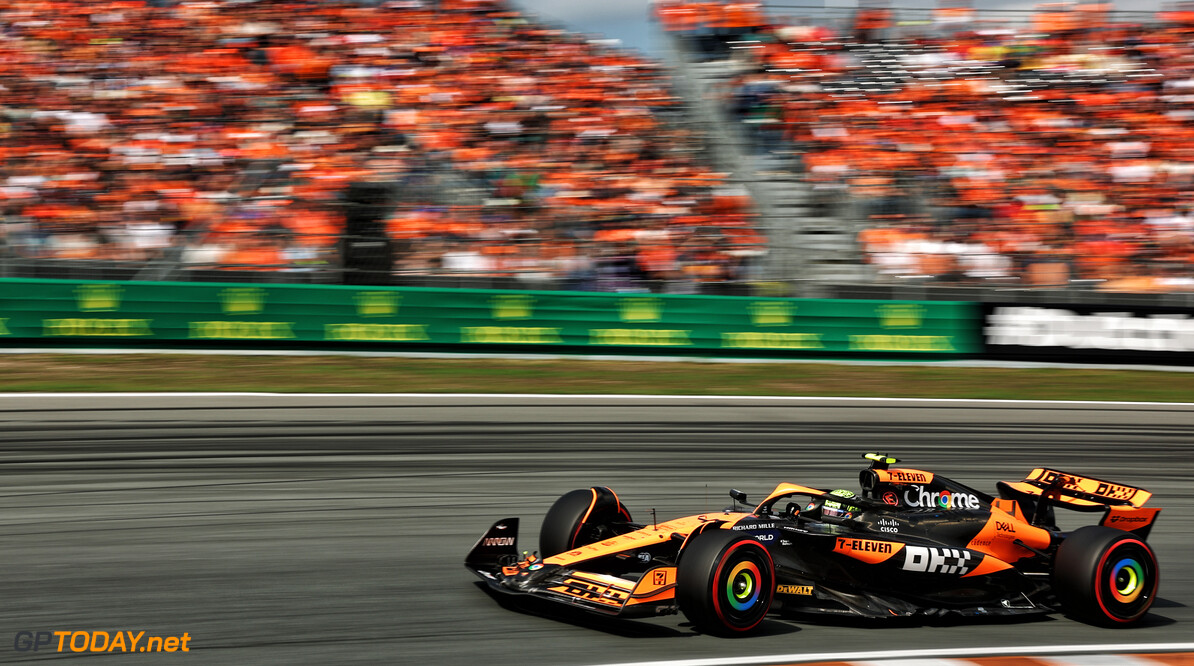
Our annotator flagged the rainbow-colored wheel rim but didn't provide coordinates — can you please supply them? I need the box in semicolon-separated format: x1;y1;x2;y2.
1108;558;1145;604
725;561;762;611
1094;539;1157;623
710;540;774;631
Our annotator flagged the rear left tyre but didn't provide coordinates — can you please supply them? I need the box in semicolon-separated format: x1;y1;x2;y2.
1053;525;1159;626
677;529;775;636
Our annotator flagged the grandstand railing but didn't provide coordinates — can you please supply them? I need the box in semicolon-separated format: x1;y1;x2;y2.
702;3;1163;41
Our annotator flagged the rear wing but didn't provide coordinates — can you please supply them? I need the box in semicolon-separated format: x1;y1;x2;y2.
1002;468;1150;508
997;468;1160;538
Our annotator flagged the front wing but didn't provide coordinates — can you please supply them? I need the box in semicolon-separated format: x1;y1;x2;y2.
465;518;679;618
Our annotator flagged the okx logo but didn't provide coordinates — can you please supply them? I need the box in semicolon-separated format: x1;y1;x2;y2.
902;546;972;575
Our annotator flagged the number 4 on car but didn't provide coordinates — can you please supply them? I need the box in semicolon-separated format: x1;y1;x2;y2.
464;454;1160;635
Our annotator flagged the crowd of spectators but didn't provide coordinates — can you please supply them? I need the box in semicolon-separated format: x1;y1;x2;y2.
659;0;1194;293
0;0;765;290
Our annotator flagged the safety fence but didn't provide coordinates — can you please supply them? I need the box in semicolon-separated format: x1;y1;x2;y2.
4;278;1192;364
0;278;975;359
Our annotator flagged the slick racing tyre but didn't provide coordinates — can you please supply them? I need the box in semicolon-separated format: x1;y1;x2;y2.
539;487;632;558
1053;525;1158;626
677;530;775;636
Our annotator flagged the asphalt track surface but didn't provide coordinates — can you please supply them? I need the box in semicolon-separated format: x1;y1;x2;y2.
1;394;1191;665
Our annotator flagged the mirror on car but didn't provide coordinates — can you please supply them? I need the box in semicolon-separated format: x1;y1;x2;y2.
729;489;749;505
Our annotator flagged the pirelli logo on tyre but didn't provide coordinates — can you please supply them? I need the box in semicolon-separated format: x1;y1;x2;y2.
833;537;904;564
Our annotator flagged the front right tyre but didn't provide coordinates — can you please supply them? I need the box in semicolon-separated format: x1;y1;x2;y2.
1053;525;1159;626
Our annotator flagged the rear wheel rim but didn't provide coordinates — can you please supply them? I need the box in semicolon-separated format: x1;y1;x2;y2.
1095;540;1156;622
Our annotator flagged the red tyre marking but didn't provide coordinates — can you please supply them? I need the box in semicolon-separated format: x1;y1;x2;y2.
1092;538;1157;623
569;488;600;550
607;487;632;521
709;541;775;632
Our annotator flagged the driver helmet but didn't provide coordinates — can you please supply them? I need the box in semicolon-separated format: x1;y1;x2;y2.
817;489;861;524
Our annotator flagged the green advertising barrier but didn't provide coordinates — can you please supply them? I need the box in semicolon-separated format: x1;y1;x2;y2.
0;278;979;357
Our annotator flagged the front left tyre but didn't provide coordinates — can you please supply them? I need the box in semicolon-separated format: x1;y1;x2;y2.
677;529;775;636
539;487;632;558
1053;525;1159;626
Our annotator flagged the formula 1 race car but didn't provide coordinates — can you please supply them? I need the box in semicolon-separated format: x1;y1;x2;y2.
465;454;1161;635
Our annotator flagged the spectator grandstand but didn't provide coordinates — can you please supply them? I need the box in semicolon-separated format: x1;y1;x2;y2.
660;0;1194;294
0;0;765;292
10;0;1194;298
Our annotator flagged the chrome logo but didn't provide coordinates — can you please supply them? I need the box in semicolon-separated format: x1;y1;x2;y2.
902;486;981;510
725;561;761;611
1109;558;1145;603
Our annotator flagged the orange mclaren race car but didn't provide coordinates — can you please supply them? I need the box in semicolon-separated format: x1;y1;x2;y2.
464;454;1161;635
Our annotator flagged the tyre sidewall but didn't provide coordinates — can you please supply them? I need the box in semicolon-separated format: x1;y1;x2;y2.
539;487;630;558
1053;525;1158;626
678;529;775;635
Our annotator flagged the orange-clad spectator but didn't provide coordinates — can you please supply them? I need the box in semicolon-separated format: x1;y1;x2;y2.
854;7;892;42
697;1;1194;292
6;0;762;290
220;237;286;271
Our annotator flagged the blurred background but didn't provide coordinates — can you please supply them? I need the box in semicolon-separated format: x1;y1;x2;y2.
4;0;1194;306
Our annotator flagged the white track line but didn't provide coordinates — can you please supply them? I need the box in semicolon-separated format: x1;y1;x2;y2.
0;393;1192;407
591;643;1194;666
5;347;1194;373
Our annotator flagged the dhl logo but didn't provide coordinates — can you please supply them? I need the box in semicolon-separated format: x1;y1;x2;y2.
1036;470;1140;502
549;578;630;607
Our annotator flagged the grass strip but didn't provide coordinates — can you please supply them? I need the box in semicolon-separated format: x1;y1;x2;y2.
0;354;1191;402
